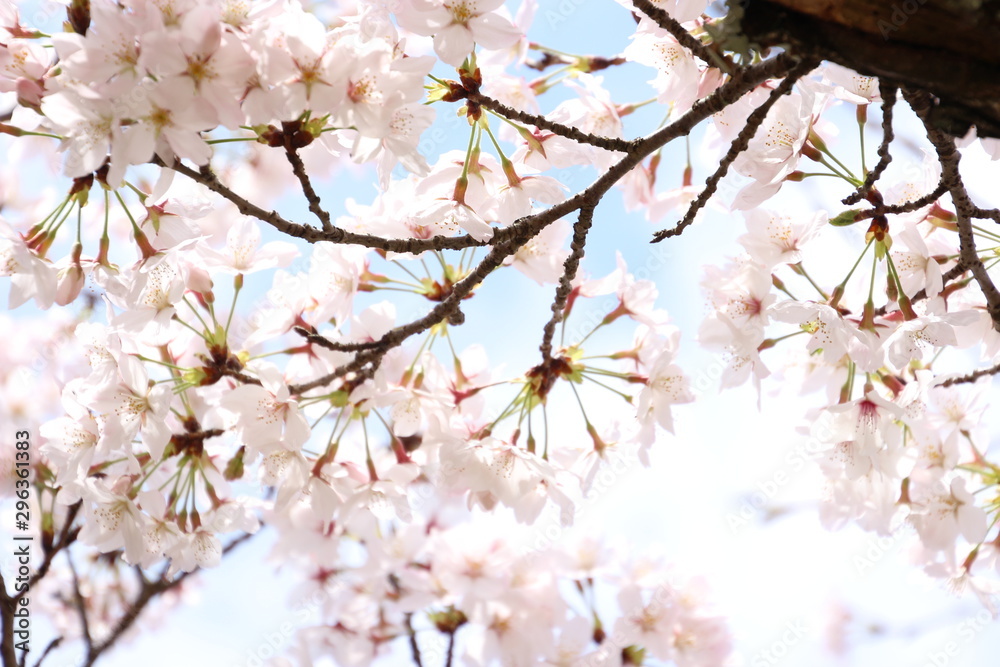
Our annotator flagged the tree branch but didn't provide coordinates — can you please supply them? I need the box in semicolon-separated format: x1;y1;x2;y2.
938;362;1000;388
284;145;334;232
540;206;595;360
283;54;803;394
289;242;512;395
404;614;423;667
82;533;254;666
158;159;489;253
652;56;818;242
30;638;61;667
66;554;93;658
905;89;1000;330
466;91;634;153
853;182;947;221
630;0;736;74
22;501;81;598
219;367;264;386
0;574;18;667
293;326;386;353
445;630;456;667
843;80;898;205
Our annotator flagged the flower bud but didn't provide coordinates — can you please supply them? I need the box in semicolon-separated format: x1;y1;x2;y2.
55;243;85;305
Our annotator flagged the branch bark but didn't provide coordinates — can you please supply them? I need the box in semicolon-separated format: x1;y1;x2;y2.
280;54;803;394
905;89;1000;330
739;0;1000;138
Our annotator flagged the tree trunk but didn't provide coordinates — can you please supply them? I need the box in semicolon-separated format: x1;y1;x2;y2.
738;0;1000;138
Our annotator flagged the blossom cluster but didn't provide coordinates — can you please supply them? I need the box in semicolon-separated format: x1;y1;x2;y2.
696;79;1000;608
1;0;999;664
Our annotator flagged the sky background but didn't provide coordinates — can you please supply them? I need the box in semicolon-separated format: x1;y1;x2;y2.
3;0;1000;665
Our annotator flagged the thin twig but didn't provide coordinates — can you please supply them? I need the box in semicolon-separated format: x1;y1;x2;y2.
66;554;94;658
404;614;423;667
22;501;81;597
445;631;456;667
853;182;947;221
284;145;334;232
972;206;1000;224
630;0;737;74
466;91;634;153
289;242;510;395
905;88;1000;330
652;57;818;242
540;206;595;360
219;367;264;386
30;637;61;667
82;533;254;666
938;362;1000;387
843;80;898;205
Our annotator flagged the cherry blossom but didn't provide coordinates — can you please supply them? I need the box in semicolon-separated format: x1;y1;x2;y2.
396;0;521;67
199;216;298;274
220;363;311;456
5;1;1000;664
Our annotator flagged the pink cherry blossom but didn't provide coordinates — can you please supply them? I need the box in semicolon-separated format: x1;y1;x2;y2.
396;0;521;67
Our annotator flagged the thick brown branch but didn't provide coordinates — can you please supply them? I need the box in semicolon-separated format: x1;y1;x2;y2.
740;0;1000;138
158;159;489;253
0;574;17;667
294;327;385;353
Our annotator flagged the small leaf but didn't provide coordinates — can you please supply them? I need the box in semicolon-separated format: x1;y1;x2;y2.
830;209;863;226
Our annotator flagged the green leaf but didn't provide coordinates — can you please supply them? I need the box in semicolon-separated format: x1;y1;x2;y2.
830;209;863;227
